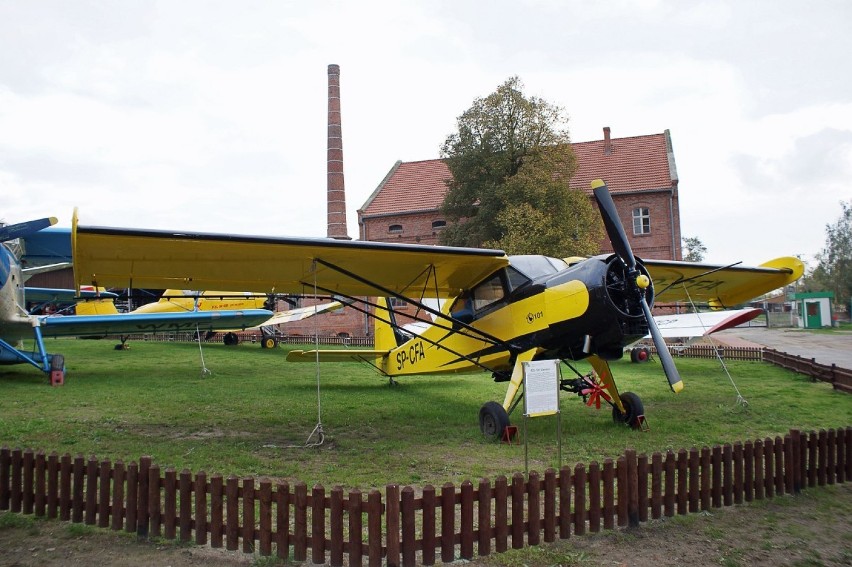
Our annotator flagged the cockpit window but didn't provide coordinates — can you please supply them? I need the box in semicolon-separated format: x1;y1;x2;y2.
507;255;569;280
472;273;505;312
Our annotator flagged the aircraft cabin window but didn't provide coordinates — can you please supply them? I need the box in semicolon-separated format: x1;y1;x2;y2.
472;274;505;312
633;207;650;235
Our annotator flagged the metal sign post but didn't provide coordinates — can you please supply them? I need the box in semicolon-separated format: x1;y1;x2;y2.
522;359;562;473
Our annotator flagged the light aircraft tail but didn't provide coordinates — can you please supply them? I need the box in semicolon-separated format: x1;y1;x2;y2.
74;287;120;315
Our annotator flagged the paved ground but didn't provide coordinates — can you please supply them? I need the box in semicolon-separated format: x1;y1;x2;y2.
713;326;852;369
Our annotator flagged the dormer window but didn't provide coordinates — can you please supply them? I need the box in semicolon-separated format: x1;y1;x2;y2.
388;224;403;234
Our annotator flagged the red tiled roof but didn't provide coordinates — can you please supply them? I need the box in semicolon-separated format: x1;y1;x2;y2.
360;131;674;217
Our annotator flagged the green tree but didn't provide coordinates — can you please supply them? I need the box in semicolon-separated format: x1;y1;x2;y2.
810;200;852;308
682;236;707;262
439;76;602;256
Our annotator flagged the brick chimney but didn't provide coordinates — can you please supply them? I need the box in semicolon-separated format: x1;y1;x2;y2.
327;64;350;240
603;126;612;155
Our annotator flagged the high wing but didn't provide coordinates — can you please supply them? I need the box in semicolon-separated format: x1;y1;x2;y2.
644;257;804;308
72;214;509;298
38;309;274;338
25;287;118;303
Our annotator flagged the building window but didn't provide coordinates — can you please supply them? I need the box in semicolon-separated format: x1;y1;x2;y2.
389;297;408;308
388;224;403;234
632;207;650;235
432;220;446;230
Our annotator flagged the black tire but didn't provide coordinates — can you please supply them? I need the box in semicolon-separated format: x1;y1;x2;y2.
479;401;510;440
630;346;650;363
223;332;239;346
612;391;645;429
50;354;64;372
261;337;277;349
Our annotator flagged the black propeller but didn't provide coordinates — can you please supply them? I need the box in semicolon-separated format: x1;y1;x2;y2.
591;179;684;393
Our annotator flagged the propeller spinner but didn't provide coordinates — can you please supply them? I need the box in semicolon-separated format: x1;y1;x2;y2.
591;179;684;393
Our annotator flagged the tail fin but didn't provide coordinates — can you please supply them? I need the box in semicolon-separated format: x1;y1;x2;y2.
374;297;403;351
75;287;120;315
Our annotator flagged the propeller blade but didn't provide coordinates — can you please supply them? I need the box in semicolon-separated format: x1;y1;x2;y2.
639;295;684;393
0;217;58;243
590;178;684;393
591;179;636;271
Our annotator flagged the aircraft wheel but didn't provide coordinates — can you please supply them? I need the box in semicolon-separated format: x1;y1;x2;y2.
612;391;645;429
630;346;650;363
261;337;278;349
479;401;510;440
223;332;240;346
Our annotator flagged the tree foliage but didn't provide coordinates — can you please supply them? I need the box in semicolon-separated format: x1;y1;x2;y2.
682;236;707;262
808;200;852;308
439;76;602;256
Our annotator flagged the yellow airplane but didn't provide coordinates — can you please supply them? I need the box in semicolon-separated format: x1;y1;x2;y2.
71;180;803;437
77;289;343;348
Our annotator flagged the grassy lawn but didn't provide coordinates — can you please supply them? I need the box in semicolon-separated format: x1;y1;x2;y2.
1;338;850;491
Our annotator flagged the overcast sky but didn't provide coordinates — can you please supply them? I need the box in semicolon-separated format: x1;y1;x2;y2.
1;1;850;267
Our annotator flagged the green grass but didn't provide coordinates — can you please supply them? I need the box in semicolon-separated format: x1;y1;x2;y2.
1;338;850;490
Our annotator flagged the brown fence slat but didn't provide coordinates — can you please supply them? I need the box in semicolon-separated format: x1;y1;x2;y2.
588;462;600;533
348;488;363;567
179;469;192;543
97;459;110;528
367;489;382;567
11;448;22;514
559;466;571;539
0;447;9;511
543;469;556;543
35;452;46;518
242;477;255;554
210;474;223;548
23;449;34;516
401;486;416;567
190;472;205;546
312;484;327;565
163;469;176;541
603;459;615;530
259;479;273;557
478;478;492;555
330;485;345;567
460;480;475;558
110;460;124;531
638;453;649;523
148;464;161;538
495;475;509;552
276;481;290;561
511;473;524;549
573;463;586;536
225;476;239;551
441;482;455;562
664;451;675;517
72;454;84;524
85;455;97;525
421;485;436;565
526;472;540;547
293;481;307;561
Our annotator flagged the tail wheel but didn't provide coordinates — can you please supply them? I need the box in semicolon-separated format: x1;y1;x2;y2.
50;354;65;371
479;401;510;440
261;337;278;349
612;391;645;429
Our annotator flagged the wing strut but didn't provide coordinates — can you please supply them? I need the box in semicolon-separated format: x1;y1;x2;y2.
306;257;511;349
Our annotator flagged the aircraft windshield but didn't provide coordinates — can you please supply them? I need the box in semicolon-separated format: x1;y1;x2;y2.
507;255;569;280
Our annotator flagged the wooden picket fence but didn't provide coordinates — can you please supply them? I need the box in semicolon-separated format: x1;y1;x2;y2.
1;427;850;566
764;348;852;394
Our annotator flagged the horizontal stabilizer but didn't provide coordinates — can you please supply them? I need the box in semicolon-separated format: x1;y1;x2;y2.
650;308;763;340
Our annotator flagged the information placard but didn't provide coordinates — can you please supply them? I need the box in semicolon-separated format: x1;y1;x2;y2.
522;359;560;417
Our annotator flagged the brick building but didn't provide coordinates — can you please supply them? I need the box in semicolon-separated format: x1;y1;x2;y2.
358;127;682;261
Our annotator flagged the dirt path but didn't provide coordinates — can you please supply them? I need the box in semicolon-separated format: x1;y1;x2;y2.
2;483;850;566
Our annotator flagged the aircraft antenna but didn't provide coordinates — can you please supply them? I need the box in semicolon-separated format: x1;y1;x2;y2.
682;287;749;408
